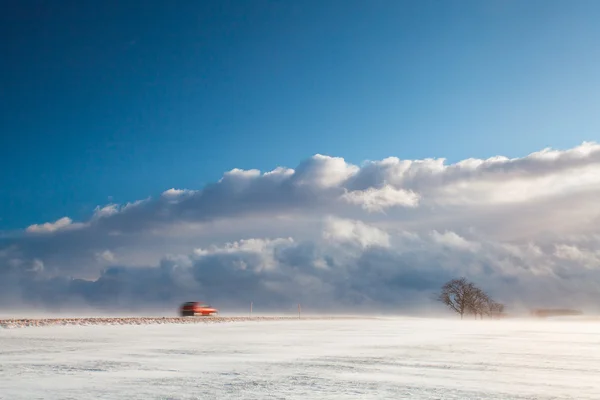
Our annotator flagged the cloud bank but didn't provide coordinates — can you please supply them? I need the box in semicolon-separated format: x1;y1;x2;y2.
2;142;600;314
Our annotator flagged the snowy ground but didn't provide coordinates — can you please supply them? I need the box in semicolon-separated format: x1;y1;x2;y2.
1;317;599;399
0;316;365;329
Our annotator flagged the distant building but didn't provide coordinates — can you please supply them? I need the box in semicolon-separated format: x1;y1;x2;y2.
530;309;582;318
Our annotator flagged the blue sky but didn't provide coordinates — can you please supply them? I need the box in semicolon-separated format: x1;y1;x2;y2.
2;0;600;230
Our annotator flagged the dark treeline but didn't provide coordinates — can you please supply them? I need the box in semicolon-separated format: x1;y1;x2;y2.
437;278;505;319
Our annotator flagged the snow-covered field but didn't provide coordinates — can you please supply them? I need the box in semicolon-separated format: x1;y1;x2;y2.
1;317;599;399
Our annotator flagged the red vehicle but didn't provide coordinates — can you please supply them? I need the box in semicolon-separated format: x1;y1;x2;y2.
179;302;219;317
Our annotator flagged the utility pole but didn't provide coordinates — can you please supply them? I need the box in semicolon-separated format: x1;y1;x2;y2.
298;303;301;319
250;301;253;317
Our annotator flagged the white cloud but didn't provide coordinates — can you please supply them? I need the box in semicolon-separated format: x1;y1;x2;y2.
161;188;197;202
95;250;116;263
430;230;480;252
4;142;600;312
25;217;86;234
19;142;600;239
554;244;600;268
93;204;120;219
292;154;359;188
323;217;390;248
341;185;419;212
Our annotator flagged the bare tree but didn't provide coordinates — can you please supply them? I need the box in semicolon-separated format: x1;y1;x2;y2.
437;278;478;319
488;301;505;319
468;287;490;319
438;278;501;319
